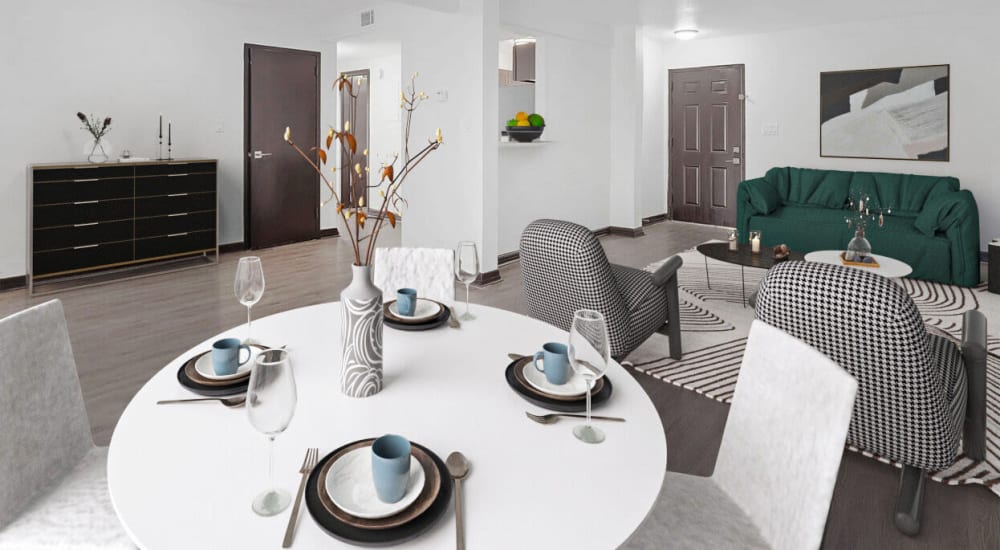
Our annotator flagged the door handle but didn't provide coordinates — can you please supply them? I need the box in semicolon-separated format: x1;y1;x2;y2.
250;151;273;160
725;158;741;165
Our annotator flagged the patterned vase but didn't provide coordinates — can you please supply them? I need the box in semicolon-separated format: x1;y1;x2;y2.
340;264;384;397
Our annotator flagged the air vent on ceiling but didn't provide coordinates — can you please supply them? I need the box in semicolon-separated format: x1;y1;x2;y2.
361;9;375;27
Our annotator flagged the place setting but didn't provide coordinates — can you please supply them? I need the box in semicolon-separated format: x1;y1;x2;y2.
505;309;622;443
383;287;455;331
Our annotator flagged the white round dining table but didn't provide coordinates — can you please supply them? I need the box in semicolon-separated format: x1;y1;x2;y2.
107;303;667;549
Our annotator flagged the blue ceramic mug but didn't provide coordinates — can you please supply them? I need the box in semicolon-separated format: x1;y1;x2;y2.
533;342;570;385
211;338;251;376
371;434;411;503
397;288;418;317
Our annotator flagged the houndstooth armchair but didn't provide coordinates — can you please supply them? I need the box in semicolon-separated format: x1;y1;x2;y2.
519;219;683;360
754;260;987;536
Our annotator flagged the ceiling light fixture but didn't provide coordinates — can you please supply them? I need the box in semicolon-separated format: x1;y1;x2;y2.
674;29;699;40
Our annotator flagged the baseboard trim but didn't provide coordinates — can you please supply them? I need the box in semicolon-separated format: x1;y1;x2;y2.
219;242;247;253
0;275;26;291
498;251;520;265
474;269;502;287
642;213;669;226
592;227;611;237
320;228;341;238
608;226;645;238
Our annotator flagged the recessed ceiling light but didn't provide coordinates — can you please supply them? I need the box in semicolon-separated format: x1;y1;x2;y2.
674;29;699;40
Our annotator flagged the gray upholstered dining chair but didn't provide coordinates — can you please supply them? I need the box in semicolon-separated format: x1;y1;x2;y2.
754;260;987;536
519;219;683;360
0;300;132;549
622;320;858;550
373;247;455;304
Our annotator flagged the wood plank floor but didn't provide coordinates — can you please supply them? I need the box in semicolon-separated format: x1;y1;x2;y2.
0;220;995;549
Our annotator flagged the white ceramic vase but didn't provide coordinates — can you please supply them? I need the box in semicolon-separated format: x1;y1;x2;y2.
340;264;384;397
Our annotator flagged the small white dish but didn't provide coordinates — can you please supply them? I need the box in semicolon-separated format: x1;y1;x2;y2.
325;447;425;519
521;360;591;397
193;351;253;381
388;299;442;322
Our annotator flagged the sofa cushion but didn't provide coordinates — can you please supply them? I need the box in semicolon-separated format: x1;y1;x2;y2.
749;206;850;251
768;167;852;209
850;172;958;217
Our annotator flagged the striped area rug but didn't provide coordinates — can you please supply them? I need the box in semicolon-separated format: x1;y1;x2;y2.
633;246;1000;497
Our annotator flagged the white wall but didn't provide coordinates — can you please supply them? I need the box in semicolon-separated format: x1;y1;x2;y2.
0;0;346;279
660;10;1000;247
497;33;613;254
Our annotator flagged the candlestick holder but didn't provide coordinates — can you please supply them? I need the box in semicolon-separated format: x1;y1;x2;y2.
158;138;163;161
167;144;172;160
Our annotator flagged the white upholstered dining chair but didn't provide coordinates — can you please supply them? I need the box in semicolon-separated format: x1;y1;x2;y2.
373;247;455;303
622;320;858;550
0;300;132;549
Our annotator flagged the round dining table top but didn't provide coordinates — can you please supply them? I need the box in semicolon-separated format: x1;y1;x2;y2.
107;302;667;549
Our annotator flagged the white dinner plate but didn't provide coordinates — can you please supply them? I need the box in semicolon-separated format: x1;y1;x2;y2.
388;299;442;322
192;350;254;381
325;447;426;519
521;360;590;397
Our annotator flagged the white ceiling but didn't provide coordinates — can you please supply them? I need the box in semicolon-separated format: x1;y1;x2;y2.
639;0;998;40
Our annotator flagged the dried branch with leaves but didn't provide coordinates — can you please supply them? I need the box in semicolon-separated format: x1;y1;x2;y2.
77;112;112;141
284;72;442;266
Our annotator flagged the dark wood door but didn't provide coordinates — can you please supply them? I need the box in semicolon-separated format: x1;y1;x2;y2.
669;64;744;227
244;44;320;249
340;70;370;208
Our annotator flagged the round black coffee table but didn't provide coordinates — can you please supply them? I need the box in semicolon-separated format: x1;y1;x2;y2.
696;242;805;307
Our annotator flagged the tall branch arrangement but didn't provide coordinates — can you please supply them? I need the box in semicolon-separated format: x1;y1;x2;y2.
845;192;892;233
284;73;442;266
77;112;112;141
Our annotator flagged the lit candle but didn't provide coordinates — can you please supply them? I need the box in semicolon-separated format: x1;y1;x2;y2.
751;234;761;253
168;122;172;146
159;114;162;139
728;231;738;251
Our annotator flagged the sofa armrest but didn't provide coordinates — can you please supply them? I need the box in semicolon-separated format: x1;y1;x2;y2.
651;255;683;287
736;177;779;241
912;190;980;287
962;310;987;461
914;190;976;236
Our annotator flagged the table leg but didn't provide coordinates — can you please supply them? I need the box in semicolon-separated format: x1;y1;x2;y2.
704;255;711;290
741;265;747;308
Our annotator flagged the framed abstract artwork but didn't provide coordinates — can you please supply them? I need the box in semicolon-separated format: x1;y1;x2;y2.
820;64;949;161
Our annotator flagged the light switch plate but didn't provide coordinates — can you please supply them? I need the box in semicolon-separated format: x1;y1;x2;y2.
762;123;779;136
435;90;448;102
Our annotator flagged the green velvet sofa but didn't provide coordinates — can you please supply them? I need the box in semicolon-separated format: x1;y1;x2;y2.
736;167;980;287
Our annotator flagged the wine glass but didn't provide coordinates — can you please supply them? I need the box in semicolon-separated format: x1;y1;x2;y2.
568;309;611;444
454;241;479;321
235;257;265;345
247;348;297;516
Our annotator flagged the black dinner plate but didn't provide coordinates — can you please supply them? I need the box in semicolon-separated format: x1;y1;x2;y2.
305;440;454;546
504;358;613;412
384;305;451;332
175;344;269;397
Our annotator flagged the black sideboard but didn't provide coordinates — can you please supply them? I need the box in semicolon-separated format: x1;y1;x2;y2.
29;159;218;293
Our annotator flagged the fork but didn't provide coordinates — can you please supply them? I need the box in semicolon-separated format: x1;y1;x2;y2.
282;448;320;548
525;411;626;424
156;396;246;408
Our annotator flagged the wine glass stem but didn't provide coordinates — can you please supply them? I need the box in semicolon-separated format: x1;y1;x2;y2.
585;378;593;426
267;435;275;489
246;305;253;342
465;283;471;315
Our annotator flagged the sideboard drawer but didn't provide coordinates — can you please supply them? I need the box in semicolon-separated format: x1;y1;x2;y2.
135;192;215;217
135;230;215;259
33;165;134;183
33;241;134;276
33;220;133;252
135;173;215;197
33;198;133;228
134;162;216;177
34;178;133;205
135;211;215;238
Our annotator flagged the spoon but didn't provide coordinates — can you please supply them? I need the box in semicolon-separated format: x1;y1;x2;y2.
446;452;470;550
156;396;247;408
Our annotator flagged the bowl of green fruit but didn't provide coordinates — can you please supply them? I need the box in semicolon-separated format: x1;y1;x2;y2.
506;112;545;142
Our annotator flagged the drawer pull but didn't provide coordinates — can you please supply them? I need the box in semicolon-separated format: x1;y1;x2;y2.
73;244;99;250
73;178;100;183
73;200;99;205
167;232;189;238
167;193;188;197
167;213;188;217
167;173;189;178
73;222;99;228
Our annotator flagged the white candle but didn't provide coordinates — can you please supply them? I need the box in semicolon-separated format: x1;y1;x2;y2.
728;233;738;251
751;235;760;253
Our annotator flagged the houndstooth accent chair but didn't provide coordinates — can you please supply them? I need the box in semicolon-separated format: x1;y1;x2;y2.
519;219;683;360
754;260;987;536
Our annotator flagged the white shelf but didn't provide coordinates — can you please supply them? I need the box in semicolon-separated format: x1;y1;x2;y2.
499;139;552;147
